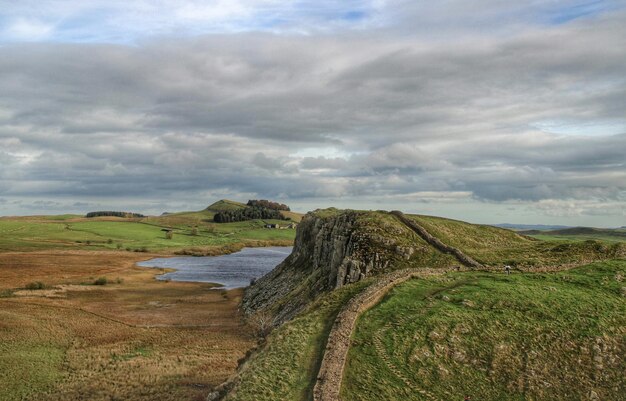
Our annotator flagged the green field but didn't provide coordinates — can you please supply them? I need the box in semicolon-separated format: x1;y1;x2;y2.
513;226;626;244
0;209;297;253
342;260;626;400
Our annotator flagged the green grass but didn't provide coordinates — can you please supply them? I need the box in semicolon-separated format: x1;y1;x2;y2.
227;280;373;401
342;260;626;401
407;214;625;267
0;344;65;401
206;199;248;212
41;214;83;221
0;311;66;401
0;216;296;253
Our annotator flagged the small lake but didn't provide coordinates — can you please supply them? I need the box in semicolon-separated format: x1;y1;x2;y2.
137;247;292;290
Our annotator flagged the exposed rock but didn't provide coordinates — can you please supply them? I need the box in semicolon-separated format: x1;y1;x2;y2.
206;391;220;401
241;209;420;324
242;208;490;325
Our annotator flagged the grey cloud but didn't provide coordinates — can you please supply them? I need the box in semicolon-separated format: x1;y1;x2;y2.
300;157;350;171
252;152;284;171
0;8;625;225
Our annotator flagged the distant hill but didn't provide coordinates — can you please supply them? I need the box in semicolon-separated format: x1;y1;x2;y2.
85;211;145;218
205;199;304;223
494;223;571;231
204;199;248;212
520;226;626;238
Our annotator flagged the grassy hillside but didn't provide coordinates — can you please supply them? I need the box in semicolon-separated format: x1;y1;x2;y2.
242;210;459;326
227;280;373;401
408;214;625;267
205;199;248;212
342;260;626;400
0;218;294;253
227;209;625;401
0;201;299;253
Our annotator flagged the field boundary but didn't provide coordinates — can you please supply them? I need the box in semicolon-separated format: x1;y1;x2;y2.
390;211;483;268
312;267;452;401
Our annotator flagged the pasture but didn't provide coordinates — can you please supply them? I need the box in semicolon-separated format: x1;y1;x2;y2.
342;260;626;400
0;213;295;254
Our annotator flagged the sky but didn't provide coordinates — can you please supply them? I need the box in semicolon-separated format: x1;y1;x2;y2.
0;1;625;226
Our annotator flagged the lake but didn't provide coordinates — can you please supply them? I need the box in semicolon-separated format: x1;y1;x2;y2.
137;246;292;289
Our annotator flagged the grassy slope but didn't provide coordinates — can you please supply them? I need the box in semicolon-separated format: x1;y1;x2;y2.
0;199;303;253
205;199;248;211
229;211;458;400
343;260;626;400
530;233;626;244
517;227;626;244
0;215;296;253
228;210;625;401
245;210;458;328
227;279;373;401
408;214;625;267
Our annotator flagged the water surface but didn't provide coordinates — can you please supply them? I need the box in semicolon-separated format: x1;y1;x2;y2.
137;246;292;289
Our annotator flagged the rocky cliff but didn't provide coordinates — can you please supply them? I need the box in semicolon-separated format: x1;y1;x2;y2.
241;209;455;324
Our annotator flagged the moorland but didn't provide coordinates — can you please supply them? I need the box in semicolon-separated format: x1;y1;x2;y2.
1;202;624;401
0;200;298;401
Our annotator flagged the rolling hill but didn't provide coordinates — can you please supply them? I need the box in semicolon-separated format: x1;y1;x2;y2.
225;208;625;401
0;200;301;254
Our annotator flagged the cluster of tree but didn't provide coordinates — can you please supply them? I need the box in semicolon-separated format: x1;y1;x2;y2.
246;200;290;211
214;206;287;223
85;211;145;218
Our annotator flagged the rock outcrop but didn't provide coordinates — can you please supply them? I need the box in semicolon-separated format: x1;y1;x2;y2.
242;209;444;324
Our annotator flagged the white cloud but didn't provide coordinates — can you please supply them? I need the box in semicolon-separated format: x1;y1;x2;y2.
3;18;54;41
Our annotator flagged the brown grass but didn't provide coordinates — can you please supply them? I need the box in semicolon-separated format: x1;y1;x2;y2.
0;251;256;401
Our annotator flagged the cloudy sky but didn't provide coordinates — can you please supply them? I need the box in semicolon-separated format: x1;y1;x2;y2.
1;1;625;226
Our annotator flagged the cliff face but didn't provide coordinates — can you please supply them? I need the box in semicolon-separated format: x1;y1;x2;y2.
242;209;451;324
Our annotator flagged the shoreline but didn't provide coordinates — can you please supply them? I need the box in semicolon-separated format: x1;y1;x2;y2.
136;246;293;290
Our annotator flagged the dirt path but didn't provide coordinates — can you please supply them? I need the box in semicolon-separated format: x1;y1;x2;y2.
312;267;454;401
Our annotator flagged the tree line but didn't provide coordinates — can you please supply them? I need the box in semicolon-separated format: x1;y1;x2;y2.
85;211;145;218
246;200;290;211
213;206;287;223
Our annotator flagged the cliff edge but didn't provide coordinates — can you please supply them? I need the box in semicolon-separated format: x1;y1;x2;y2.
241;209;455;324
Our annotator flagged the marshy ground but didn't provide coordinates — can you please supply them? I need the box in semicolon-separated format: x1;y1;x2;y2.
0;250;256;401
